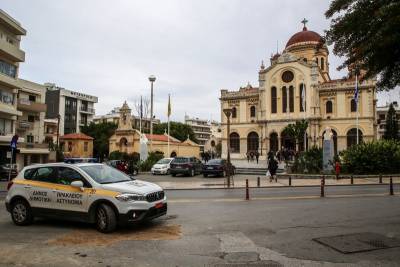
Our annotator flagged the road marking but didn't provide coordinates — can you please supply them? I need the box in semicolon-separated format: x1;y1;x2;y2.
168;193;397;203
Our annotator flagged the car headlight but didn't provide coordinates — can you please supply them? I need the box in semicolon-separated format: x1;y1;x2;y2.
115;193;146;202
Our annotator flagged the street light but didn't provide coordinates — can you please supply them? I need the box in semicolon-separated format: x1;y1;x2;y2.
223;108;232;188
148;75;156;152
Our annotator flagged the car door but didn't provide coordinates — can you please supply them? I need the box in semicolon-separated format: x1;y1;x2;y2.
26;167;57;210
53;166;90;213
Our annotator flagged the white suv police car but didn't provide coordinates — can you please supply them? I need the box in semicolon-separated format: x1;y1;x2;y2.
5;163;167;233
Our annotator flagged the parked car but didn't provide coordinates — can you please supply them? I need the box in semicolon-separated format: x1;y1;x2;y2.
5;163;167;233
169;157;203;177
106;160;139;176
0;164;18;181
202;159;236;177
151;158;173;175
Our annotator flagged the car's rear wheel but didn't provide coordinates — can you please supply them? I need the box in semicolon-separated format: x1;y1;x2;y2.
11;199;33;226
96;204;117;233
203;174;208;178
172;173;176;177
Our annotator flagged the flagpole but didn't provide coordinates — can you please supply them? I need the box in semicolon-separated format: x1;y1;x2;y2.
356;74;359;145
139;95;142;134
167;94;171;157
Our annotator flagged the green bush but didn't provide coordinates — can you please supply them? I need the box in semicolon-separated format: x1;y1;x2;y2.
139;152;164;172
291;147;323;174
340;140;400;174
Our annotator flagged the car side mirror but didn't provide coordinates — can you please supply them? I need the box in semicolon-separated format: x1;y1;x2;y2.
71;180;84;191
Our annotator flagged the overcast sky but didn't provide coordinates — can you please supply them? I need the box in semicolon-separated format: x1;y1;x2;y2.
3;0;399;122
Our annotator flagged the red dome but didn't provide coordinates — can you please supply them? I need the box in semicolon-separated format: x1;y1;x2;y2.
286;27;324;48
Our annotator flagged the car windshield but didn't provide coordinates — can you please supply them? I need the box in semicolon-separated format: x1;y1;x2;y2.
157;158;172;164
79;164;133;184
208;159;222;164
173;158;189;163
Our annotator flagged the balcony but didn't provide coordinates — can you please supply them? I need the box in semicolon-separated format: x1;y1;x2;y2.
0;72;19;88
80;106;95;114
17;98;47;113
0;102;21;116
16;120;32;131
0;38;25;62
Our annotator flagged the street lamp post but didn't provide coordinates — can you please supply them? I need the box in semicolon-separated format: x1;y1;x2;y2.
149;75;156;152
223;108;232;188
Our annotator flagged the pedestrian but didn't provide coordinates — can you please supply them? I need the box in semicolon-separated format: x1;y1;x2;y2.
267;154;278;182
247;151;250;163
250;151;254;162
335;161;341;180
255;151;259;164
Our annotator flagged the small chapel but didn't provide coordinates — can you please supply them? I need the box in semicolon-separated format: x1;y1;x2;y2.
109;101;200;158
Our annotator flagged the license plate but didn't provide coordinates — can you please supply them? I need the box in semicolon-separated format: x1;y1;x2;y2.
207;167;213;170
176;166;181;169
155;203;163;209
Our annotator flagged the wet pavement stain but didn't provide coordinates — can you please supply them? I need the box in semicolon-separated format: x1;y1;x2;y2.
47;224;182;246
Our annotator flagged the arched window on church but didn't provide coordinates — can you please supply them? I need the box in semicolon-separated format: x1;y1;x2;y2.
250;106;256;117
289;86;294;112
282;86;287;113
321;57;325;71
326;100;333;114
231;107;237;118
299;83;306;112
271;87;277;113
229;133;240;153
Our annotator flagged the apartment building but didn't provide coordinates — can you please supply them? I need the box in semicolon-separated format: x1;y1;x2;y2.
0;9;26;166
15;79;50;167
184;115;212;152
93;106;159;133
376;102;400;139
45;83;98;135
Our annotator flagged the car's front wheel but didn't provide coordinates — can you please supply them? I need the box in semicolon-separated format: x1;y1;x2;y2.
11;199;33;226
96;204;117;233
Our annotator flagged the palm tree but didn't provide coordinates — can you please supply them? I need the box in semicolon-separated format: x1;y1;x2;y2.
282;120;308;152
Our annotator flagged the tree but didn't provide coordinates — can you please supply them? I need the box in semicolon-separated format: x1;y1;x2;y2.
325;0;400;90
383;103;399;140
282;120;308;151
132;97;150;119
153;121;198;143
80;122;118;161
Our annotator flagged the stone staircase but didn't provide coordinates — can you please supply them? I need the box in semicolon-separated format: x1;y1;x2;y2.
231;159;285;175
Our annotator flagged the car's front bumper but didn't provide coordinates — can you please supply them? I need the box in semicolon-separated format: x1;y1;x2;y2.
202;169;223;175
151;168;169;175
119;202;167;224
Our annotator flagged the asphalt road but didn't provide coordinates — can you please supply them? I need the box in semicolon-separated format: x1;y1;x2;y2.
0;186;400;266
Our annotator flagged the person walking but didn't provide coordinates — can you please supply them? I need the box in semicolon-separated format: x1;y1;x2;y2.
267;154;278;182
335;161;341;180
255;151;259;164
246;151;250;163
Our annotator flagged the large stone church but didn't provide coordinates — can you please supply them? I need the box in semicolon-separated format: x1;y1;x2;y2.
220;22;377;160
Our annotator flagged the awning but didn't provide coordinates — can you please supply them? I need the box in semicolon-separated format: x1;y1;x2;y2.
18;148;50;154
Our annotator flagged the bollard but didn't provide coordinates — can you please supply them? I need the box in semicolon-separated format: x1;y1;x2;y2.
246;179;250;200
390;176;394;196
379;174;382;184
351;175;354;185
320;176;325;197
257;176;260;187
289;176;292;186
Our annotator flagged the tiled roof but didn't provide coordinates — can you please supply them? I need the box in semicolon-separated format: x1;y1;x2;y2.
60;133;94;140
286;27;324;48
145;134;178;143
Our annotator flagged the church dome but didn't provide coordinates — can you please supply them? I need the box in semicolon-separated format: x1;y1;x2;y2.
286;26;324;49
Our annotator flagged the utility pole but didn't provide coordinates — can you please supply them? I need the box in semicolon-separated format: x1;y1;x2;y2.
149;75;156;152
56;114;60;148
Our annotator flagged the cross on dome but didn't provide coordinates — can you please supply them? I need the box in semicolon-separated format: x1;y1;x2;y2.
301;18;309;30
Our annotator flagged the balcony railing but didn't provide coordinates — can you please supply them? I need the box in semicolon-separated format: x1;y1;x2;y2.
17;99;47;113
17;120;32;130
80;106;95;114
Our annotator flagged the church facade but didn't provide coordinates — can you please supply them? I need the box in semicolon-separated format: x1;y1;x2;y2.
220;22;377;160
109;102;200;158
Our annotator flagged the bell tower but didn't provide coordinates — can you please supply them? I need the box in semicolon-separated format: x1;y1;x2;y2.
117;101;133;130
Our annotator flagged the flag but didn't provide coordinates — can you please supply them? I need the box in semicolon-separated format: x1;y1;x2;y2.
167;94;171;117
301;84;306;111
354;75;359;105
140;96;143;119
